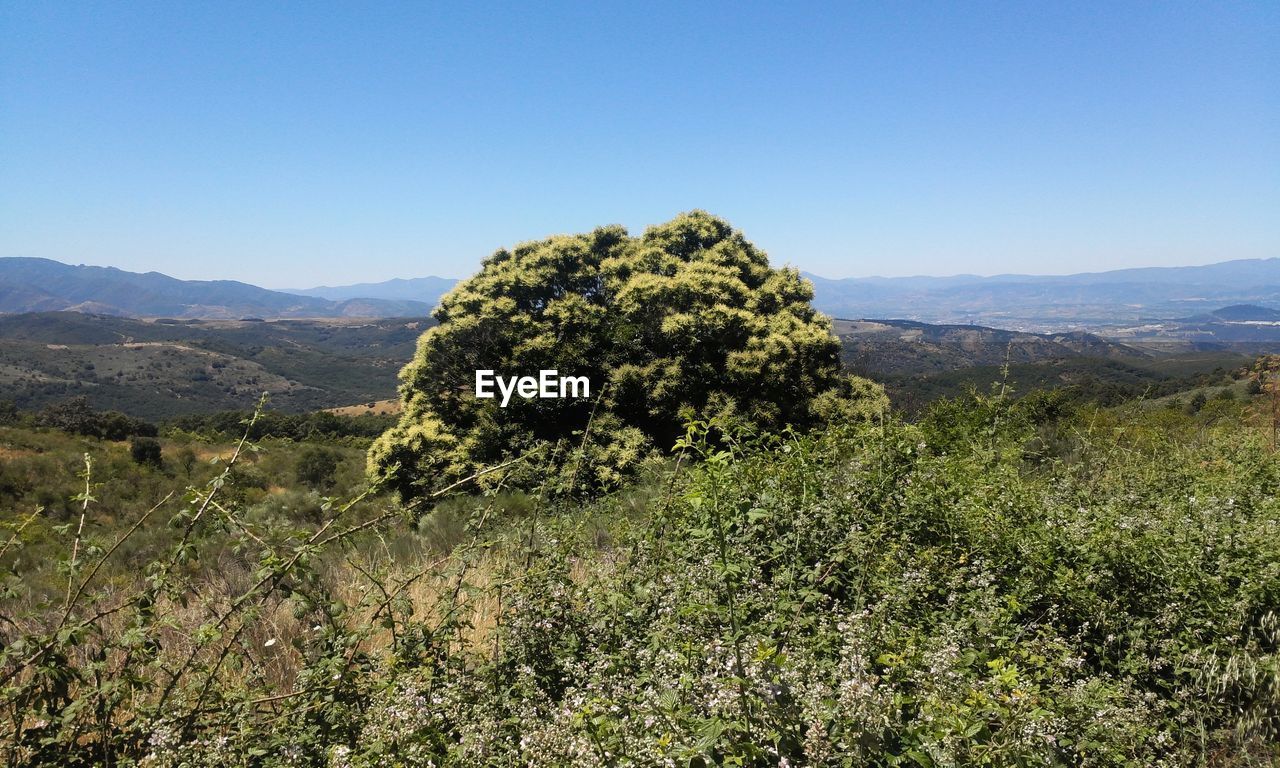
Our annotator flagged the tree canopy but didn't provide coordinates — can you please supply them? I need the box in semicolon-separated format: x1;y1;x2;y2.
369;211;886;497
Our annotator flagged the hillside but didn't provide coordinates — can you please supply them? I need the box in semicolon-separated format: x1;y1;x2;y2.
0;312;429;419
832;318;1143;376
832;317;1260;412
1;310;1262;421
0;258;433;318
1209;304;1280;322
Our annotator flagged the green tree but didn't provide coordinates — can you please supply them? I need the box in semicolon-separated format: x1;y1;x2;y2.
176;445;199;477
370;211;886;498
36;396;157;440
297;446;341;490
129;436;162;468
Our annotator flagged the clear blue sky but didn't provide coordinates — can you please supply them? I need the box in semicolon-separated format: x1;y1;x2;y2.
1;1;1276;287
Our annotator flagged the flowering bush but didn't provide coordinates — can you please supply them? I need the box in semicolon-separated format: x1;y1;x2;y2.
2;393;1278;765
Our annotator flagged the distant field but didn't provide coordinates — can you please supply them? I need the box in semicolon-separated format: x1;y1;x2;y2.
325;398;403;416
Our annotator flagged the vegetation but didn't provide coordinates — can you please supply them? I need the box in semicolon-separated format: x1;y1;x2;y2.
295;446;342;490
846;344;1261;415
0;313;430;420
0;377;1277;765
129;436;162;467
169;409;396;444
371;211;886;499
33;396;158;441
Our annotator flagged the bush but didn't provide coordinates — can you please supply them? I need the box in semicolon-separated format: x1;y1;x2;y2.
176;445;198;477
128;436;162;467
1186;390;1208;414
370;211;886;499
295;445;341;490
3;395;1278;765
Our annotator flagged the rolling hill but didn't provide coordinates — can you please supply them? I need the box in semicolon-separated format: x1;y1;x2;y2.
0;309;1261;422
831;317;1261;413
832;318;1144;377
0;312;431;419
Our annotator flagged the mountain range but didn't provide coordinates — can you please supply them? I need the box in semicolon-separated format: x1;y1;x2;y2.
283;276;457;303
2;256;1279;330
0;258;435;319
803;258;1280;329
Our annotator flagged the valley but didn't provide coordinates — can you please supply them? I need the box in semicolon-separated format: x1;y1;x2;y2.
0;313;429;419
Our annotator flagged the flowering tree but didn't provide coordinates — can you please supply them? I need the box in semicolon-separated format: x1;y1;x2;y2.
369;211;886;497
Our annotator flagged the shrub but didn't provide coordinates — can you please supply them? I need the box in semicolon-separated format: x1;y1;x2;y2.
2;395;1278;765
296;445;341;490
128;436;162;467
176;445;198;477
1186;390;1208;414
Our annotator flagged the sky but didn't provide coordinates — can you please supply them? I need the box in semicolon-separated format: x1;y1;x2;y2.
1;1;1276;287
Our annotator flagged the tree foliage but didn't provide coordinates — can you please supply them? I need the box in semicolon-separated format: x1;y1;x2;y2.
296;445;342;490
370;211;886;497
128;436;162;467
36;396;157;441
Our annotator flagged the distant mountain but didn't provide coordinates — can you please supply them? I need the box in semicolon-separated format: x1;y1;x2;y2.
804;258;1280;330
1209;304;1280;322
284;276;456;306
291;258;1280;331
0;258;433;319
8;255;1279;329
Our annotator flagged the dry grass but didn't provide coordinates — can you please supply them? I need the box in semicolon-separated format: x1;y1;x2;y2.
325;399;402;417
